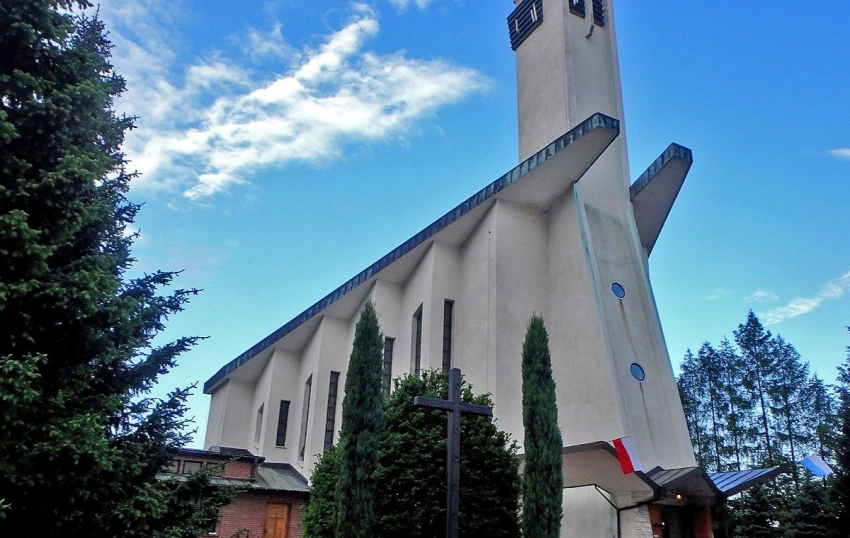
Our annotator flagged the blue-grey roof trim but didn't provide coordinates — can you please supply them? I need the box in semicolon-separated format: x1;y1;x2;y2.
204;113;620;394
708;466;787;497
629;142;693;200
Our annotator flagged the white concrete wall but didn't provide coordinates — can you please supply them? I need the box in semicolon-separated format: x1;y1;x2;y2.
562;488;618;538
583;199;695;469
204;383;227;449
208;378;254;450
399;244;436;375
493;200;548;443
427;242;461;373
547;186;625;446
292;320;323;475
370;279;404;390
260;348;301;462
456;205;498;396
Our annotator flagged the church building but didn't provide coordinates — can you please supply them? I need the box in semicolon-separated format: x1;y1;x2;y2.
202;2;781;537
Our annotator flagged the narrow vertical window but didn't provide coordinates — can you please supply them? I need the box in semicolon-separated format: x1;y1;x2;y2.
382;337;395;398
442;300;454;373
254;403;264;444
413;305;423;376
298;375;312;461
275;400;290;447
323;371;340;452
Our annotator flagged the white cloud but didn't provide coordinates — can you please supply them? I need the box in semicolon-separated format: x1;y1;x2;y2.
101;3;489;199
744;290;779;303
706;288;732;300
242;24;300;62
828;148;850;160
389;0;442;10
761;271;850;324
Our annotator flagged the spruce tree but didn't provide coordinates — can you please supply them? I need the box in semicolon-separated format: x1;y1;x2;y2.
0;1;230;535
732;485;782;538
335;300;384;538
832;327;850;536
521;315;563;538
735;312;777;466
783;479;837;538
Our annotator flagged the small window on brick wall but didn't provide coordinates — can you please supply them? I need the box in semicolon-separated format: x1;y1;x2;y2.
182;460;203;474
205;462;224;477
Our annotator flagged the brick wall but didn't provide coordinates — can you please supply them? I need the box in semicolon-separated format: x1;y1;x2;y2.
170;455;256;480
222;461;254;480
212;491;307;538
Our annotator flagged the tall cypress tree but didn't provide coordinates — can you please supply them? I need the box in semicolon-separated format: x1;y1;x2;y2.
335;300;384;538
0;1;230;536
521;315;563;538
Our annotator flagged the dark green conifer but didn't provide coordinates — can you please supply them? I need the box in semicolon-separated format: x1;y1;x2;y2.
732;485;782;538
304;447;341;538
335;300;384;538
783;479;837;538
832;327;850;536
0;1;231;535
521;315;563;538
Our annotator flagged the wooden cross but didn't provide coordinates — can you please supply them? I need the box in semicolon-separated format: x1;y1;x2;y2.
413;367;493;538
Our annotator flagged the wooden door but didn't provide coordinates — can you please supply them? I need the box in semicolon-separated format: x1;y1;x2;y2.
264;503;290;538
649;505;664;538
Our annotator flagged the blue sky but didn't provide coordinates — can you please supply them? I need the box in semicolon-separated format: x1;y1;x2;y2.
97;0;849;447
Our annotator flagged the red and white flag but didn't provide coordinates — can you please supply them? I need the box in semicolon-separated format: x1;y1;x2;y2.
612;436;643;474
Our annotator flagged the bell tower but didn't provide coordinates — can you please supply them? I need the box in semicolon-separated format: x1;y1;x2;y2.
507;5;701;537
510;0;627;161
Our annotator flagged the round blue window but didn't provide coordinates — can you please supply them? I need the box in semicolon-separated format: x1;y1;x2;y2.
630;363;646;382
611;282;626;299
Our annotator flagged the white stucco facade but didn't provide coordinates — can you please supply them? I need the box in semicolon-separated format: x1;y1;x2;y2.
202;1;710;537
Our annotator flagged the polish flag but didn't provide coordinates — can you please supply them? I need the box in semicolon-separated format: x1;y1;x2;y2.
612;436;643;474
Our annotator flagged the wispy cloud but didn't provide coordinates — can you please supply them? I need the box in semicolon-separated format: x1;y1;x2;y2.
706;288;733;300
745;290;779;303
389;0;443;10
828;148;850;160
761;271;850;324
102;3;488;199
